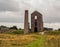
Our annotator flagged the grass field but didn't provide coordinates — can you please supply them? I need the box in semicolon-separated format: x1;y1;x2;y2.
0;30;60;47
0;33;45;47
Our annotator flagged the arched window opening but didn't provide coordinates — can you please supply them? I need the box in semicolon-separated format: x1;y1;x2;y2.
35;16;37;19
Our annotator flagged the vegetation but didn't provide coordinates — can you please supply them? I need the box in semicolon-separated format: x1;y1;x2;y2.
4;30;24;34
9;26;18;30
0;33;45;47
45;30;60;35
0;30;60;47
45;35;60;47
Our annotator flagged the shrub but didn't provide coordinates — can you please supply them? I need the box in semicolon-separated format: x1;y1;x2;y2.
9;26;18;30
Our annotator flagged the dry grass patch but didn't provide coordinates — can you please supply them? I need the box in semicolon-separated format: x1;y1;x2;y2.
0;34;38;47
44;35;60;47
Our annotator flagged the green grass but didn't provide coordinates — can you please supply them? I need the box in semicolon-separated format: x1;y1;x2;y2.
24;35;45;47
45;30;60;35
4;30;24;34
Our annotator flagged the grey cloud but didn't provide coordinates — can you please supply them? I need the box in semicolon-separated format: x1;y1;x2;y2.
0;11;24;23
0;17;23;23
0;0;20;11
0;0;60;23
39;0;60;23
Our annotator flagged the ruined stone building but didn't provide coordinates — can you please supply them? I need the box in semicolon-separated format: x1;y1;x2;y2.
24;10;43;34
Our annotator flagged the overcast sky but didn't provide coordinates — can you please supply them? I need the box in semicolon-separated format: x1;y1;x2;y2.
0;0;60;29
0;0;60;23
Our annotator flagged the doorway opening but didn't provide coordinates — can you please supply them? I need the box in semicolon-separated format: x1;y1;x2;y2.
34;27;38;32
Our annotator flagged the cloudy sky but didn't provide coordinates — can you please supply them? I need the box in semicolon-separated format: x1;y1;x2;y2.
0;0;60;29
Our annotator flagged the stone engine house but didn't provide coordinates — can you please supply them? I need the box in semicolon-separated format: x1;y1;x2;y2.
24;10;43;34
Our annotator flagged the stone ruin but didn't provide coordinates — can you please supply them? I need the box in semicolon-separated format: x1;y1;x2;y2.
24;10;43;34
